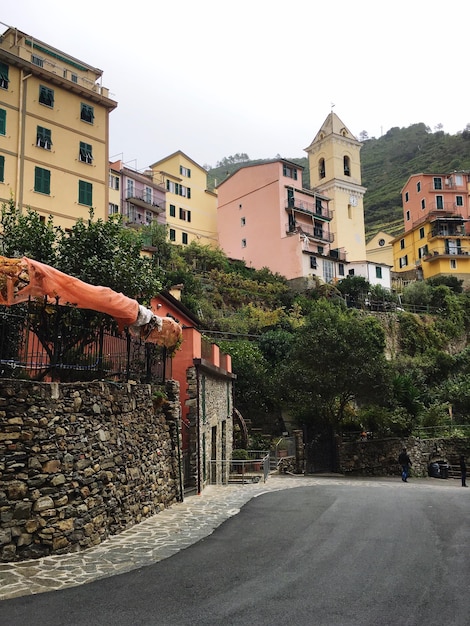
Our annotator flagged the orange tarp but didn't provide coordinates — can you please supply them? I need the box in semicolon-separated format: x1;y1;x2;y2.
0;256;182;349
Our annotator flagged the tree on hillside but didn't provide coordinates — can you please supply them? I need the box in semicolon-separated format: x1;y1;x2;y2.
286;301;391;438
336;275;370;308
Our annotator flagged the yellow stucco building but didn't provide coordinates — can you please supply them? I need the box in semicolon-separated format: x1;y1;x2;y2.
305;112;367;263
0;26;117;229
150;151;217;247
392;216;470;289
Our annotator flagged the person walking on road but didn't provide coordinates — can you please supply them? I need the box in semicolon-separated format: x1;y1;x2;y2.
459;455;467;487
398;448;412;482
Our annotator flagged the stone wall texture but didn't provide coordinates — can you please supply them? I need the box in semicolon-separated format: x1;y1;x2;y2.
339;436;470;477
0;378;181;562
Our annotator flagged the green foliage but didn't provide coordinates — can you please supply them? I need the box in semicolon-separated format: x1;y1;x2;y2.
232;448;249;459
0;200;58;265
336;275;370;307
426;275;463;293
286;301;391;433
218;339;270;414
397;312;442;355
56;212;161;300
402;281;432;307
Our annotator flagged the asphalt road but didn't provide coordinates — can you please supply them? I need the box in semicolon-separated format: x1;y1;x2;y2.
1;480;469;626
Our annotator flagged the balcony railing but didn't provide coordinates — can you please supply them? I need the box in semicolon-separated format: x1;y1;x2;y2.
423;247;470;260
286;223;334;243
285;198;332;220
126;193;165;213
428;226;467;240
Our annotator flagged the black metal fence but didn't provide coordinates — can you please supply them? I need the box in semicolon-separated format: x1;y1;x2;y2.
0;300;170;383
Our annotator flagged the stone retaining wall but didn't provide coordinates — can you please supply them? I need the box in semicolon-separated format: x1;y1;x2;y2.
339;436;470;477
0;378;181;562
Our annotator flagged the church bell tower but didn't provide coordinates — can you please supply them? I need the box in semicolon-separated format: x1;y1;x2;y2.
305;112;367;262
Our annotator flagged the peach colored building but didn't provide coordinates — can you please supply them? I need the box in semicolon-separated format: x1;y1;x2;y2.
217;159;347;288
402;172;470;233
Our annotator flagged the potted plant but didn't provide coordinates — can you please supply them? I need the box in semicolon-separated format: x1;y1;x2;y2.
232;448;249;473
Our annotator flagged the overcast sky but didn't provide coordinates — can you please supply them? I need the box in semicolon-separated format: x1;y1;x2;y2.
3;1;470;171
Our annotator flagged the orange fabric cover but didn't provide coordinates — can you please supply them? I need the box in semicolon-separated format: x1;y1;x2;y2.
0;256;183;348
0;256;139;328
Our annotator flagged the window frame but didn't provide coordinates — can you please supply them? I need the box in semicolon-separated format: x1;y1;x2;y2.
79;141;93;164
36;126;52;150
34;166;51;195
0;61;9;90
39;85;54;107
78;180;93;206
80;103;94;124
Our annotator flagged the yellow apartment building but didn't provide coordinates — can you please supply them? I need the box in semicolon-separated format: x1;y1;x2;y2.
392;216;470;289
150;151;217;247
0;26;117;230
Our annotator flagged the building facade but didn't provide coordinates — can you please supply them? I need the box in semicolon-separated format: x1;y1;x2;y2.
109;160;166;227
0;26;117;229
150;291;235;494
392;171;470;286
217;158;347;287
150;151;218;247
306;112;367;263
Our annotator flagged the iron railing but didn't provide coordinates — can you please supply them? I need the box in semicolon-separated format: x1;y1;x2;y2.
0;301;169;383
209;452;270;485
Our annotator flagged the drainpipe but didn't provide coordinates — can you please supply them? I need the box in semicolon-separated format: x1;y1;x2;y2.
17;70;32;211
176;403;184;502
195;362;201;494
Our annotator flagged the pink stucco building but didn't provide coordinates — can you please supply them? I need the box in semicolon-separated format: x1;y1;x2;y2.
217;159;347;287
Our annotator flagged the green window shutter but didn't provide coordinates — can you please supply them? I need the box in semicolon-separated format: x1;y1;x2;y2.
169;204;175;217
80;103;94;123
0;155;4;182
34;167;50;194
0;108;6;135
79;142;93;163
39;85;54;107
78;180;93;206
37;126;52;148
0;62;9;88
187;187;191;199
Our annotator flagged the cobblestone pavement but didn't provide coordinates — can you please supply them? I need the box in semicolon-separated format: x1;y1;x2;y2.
0;473;460;601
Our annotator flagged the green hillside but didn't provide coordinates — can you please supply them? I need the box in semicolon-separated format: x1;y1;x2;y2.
208;124;470;240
